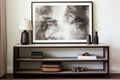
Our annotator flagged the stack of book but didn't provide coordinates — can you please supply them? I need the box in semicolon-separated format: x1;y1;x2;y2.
41;62;62;72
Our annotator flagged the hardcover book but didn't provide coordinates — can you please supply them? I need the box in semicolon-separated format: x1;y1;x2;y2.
77;55;97;60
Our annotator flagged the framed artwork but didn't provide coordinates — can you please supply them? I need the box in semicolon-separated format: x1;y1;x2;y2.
31;1;93;44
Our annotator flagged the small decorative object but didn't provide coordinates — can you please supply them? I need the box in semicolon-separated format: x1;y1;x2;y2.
73;67;84;72
93;31;99;44
19;19;32;45
82;52;91;56
31;52;43;59
78;67;84;72
73;67;78;72
87;34;91;44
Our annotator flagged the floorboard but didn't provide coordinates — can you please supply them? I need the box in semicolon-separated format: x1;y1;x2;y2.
1;74;120;79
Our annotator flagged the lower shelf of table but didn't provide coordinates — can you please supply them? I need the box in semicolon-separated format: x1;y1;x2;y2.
15;69;108;74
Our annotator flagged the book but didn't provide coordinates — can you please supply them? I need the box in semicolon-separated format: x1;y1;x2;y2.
77;55;97;60
42;62;61;68
42;67;62;72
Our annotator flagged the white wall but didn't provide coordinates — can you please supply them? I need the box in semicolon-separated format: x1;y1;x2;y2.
6;0;120;73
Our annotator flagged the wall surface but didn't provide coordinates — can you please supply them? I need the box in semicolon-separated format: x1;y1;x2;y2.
6;0;120;73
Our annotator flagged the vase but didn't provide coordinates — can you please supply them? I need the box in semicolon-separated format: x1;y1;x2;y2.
93;31;99;44
87;34;91;44
21;30;29;45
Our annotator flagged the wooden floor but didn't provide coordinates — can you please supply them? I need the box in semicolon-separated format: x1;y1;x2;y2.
1;74;120;79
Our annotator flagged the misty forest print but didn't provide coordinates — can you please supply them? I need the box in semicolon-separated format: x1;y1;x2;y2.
33;3;91;42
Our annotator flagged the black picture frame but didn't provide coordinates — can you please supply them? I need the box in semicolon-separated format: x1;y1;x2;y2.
31;1;93;44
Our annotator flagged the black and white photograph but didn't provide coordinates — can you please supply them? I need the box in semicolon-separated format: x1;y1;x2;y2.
32;2;93;43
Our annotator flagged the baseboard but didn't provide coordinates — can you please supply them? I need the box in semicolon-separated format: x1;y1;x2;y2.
7;66;120;73
110;66;120;73
7;67;13;73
